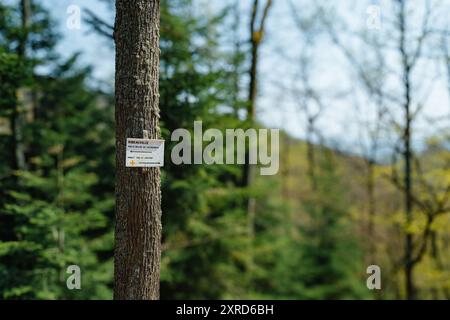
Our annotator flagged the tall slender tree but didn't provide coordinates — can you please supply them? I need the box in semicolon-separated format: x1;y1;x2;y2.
243;0;273;277
114;0;162;299
12;0;30;171
243;0;272;184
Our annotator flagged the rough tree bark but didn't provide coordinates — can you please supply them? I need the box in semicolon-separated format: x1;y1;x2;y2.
114;0;162;300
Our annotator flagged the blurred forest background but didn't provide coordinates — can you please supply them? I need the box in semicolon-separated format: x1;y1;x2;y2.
0;0;449;300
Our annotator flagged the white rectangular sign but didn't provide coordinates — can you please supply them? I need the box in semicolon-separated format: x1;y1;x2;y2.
126;138;164;167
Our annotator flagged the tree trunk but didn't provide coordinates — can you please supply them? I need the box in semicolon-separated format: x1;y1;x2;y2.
114;0;162;300
398;0;415;300
404;111;415;300
12;0;31;171
242;1;261;278
242;24;258;189
242;0;272;270
306;120;317;191
367;160;376;261
231;0;242;119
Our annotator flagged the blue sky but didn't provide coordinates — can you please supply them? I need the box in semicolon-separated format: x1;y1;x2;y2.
46;0;115;82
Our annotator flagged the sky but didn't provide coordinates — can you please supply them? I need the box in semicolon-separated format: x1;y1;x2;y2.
259;0;450;153
29;0;450;156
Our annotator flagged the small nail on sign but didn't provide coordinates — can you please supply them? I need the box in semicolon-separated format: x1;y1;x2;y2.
126;138;164;167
